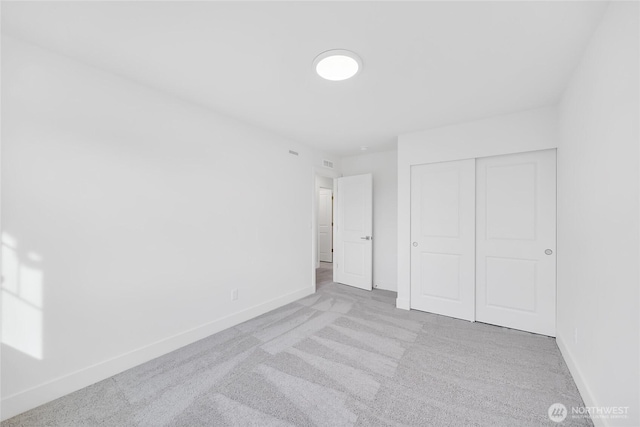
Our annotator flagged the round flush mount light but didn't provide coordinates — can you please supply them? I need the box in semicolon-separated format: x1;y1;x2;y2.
313;49;362;81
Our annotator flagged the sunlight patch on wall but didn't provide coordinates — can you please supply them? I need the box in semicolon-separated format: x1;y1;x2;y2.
2;232;44;360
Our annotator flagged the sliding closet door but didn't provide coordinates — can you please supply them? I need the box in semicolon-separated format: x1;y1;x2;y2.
410;160;475;321
476;150;556;336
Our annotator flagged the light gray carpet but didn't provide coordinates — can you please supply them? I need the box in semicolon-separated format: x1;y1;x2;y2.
3;264;590;426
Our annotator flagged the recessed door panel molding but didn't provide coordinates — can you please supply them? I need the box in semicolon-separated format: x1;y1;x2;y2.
476;149;556;336
485;162;537;241
420;168;461;238
419;252;462;301
485;257;537;312
410;159;475;321
344;242;366;275
334;174;372;291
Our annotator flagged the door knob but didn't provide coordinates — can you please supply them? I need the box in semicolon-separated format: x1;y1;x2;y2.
413;242;418;247
545;249;553;255
360;236;371;240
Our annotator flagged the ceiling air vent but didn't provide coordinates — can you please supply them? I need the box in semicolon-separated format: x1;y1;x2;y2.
323;159;334;169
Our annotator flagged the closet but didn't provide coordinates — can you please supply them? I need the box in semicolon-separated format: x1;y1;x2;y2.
410;149;556;336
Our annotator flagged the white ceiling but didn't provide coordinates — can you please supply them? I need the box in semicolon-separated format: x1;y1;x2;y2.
2;1;608;155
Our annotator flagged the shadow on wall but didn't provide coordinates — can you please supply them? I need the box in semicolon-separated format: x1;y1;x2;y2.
2;232;44;360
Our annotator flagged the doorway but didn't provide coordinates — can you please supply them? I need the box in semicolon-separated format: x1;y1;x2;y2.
315;175;335;289
318;187;333;263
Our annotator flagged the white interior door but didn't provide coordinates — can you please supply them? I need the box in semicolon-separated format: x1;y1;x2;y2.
318;188;333;263
334;174;372;291
410;160;475;321
476;149;556;336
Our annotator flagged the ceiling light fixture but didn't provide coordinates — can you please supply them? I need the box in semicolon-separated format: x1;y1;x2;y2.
314;49;362;81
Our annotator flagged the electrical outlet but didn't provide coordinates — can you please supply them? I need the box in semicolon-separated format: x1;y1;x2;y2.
231;289;238;301
574;327;578;344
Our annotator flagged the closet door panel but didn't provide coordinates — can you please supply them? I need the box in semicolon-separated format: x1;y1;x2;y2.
410;159;475;321
476;150;556;336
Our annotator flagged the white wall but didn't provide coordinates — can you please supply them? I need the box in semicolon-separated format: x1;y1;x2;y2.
396;106;558;309
556;3;639;426
341;150;397;291
0;37;339;420
316;176;333;190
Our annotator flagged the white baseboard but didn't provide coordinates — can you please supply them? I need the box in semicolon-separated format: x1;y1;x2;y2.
556;334;606;427
374;283;397;292
1;286;314;422
396;297;410;310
